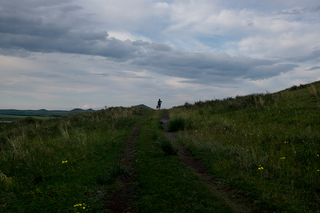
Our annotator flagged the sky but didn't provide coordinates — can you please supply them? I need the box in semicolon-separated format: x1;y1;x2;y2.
0;0;320;110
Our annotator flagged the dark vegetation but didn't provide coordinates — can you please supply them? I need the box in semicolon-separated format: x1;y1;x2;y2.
156;136;178;155
0;109;95;122
1;81;320;212
0;108;94;118
0;105;152;122
0;106;147;212
169;81;320;212
131;112;235;212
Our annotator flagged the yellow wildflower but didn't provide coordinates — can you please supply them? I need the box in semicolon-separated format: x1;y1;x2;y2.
280;157;285;160
0;176;13;190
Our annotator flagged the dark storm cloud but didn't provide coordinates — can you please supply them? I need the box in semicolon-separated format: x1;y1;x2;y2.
274;8;308;15
0;15;67;38
150;43;172;52
311;5;320;12
0;0;298;84
132;40;150;46
0;0;139;60
80;31;108;41
60;5;83;13
274;5;320;15
129;47;297;84
0;0;73;8
288;50;320;62
307;66;320;71
244;64;299;80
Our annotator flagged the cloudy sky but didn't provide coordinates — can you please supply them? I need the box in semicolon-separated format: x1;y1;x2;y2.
1;0;320;110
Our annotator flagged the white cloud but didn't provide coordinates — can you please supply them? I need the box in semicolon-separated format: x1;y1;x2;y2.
0;55;39;73
238;33;320;58
1;0;320;109
107;31;151;42
3;90;59;101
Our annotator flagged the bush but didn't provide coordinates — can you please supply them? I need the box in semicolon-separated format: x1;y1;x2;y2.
184;102;192;109
156;137;178;155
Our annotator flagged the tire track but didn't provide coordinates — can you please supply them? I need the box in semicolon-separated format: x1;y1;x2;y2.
105;119;143;213
160;110;253;213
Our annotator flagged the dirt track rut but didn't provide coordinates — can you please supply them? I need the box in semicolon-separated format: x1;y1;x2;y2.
160;110;252;213
105;110;252;213
105;120;143;213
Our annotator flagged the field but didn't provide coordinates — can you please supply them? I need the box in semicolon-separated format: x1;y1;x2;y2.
0;107;149;212
0;81;319;212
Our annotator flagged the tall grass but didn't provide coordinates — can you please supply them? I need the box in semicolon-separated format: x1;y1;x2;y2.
156;136;178;155
170;81;320;212
0;106;148;212
167;117;185;132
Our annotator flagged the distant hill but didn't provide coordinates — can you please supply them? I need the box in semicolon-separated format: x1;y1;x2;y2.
70;108;94;112
0;108;95;118
0;105;148;120
136;104;153;109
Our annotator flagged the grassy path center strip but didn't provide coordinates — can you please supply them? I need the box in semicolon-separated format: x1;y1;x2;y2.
105;114;149;212
130;110;240;212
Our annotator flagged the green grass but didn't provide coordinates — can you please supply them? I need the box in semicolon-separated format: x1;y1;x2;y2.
2;81;320;212
0;106;149;212
130;111;235;213
167;117;186;132
169;81;320;212
156;136;179;155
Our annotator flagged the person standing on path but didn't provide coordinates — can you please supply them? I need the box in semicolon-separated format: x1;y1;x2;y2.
157;99;162;110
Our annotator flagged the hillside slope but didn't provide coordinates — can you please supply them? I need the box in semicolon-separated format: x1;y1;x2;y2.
1;82;319;212
168;80;320;212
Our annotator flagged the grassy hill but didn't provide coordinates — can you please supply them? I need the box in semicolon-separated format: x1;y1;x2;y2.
0;105;152;122
0;81;319;212
0;106;148;212
168;80;320;212
0;108;95;122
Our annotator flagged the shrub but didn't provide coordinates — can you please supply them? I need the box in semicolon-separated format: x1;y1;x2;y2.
184;102;192;109
289;84;308;91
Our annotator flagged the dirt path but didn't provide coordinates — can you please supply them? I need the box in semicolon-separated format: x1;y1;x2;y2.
105;120;143;213
160;110;252;213
104;111;252;212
